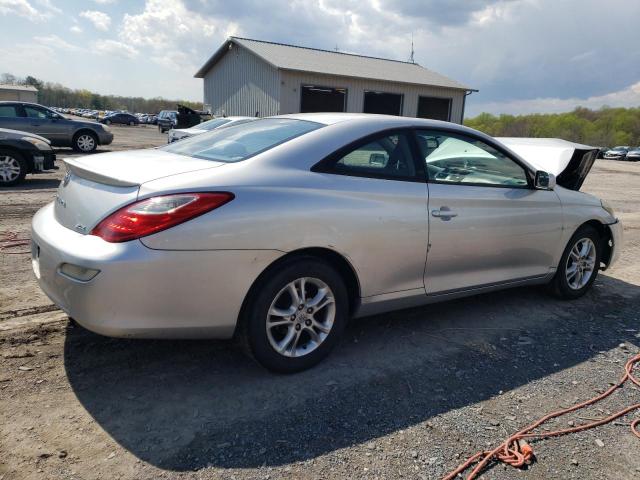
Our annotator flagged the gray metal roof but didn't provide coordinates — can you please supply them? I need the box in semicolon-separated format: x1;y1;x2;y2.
195;37;473;91
0;84;38;92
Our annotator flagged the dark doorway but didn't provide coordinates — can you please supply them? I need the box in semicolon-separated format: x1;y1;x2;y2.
300;85;347;113
417;96;452;121
363;91;403;116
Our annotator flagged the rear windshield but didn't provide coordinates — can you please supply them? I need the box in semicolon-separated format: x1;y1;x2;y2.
161;118;323;162
197;118;232;131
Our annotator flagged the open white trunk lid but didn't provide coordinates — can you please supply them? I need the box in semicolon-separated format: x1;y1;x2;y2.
497;137;598;190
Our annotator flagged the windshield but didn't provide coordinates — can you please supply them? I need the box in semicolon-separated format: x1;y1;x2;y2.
612;146;628;151
162;118;323;162
196;118;232;131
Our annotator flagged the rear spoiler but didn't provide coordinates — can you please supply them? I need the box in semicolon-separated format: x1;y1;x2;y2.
64;158;140;188
497;138;598;191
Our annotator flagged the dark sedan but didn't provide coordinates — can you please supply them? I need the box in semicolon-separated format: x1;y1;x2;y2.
100;113;139;126
0;127;56;186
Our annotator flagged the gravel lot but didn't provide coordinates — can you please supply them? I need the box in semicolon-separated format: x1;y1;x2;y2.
0;125;639;480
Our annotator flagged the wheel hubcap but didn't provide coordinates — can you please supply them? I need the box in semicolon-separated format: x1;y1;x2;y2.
566;237;596;290
77;135;95;151
0;155;20;182
266;277;336;358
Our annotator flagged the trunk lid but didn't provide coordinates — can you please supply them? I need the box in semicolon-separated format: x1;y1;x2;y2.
55;149;224;233
497;138;597;190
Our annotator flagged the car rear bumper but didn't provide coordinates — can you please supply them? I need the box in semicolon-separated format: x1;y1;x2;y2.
31;203;282;339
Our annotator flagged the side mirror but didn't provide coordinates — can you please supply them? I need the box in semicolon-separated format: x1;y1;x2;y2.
369;153;386;166
535;171;556;190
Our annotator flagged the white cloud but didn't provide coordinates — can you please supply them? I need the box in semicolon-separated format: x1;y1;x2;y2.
34;34;83;51
70;25;83;33
0;0;49;21
92;0;116;4
120;0;218;70
79;10;111;31
468;82;640;116
93;39;138;59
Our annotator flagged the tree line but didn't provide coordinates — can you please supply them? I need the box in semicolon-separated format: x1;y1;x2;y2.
465;107;640;147
1;73;203;114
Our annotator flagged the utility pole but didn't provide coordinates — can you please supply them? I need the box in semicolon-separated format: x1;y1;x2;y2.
409;34;415;63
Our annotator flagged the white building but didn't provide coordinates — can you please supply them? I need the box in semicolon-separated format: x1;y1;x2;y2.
0;84;38;103
195;37;476;123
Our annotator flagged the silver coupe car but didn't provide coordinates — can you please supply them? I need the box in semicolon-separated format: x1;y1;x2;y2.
31;114;622;372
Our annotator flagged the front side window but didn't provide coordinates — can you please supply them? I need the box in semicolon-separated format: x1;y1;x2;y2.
24;106;53;119
329;132;417;179
162;118;322;163
416;130;529;187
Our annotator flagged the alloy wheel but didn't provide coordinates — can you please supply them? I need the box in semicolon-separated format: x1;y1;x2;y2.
77;134;95;152
0;155;21;183
565;237;596;290
266;277;336;357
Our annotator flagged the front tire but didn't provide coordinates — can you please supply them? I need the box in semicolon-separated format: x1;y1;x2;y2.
0;149;27;186
549;225;601;299
73;132;98;153
240;257;349;373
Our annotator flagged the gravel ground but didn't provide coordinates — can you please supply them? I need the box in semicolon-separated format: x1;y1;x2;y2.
0;127;638;480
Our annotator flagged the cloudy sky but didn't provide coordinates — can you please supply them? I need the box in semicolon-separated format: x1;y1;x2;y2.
0;0;638;116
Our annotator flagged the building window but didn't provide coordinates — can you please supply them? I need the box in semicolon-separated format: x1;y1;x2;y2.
417;96;452;121
300;85;347;113
363;91;403;116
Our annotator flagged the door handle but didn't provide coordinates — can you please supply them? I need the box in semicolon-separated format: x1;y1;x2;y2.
431;207;458;219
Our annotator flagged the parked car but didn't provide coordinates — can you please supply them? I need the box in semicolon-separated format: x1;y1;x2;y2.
100;113;139;126
626;147;640;161
167;116;255;143
603;146;631;160
31;114;621;372
0;127;56;186
0;102;113;153
157;110;178;133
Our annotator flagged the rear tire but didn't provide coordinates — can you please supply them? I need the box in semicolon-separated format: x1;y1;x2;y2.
0;149;27;186
548;225;601;299
240;257;349;373
73;131;98;153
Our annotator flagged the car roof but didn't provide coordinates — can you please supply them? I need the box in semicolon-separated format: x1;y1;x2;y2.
273;112;474;132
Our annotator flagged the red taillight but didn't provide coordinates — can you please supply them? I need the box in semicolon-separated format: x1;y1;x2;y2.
91;192;234;243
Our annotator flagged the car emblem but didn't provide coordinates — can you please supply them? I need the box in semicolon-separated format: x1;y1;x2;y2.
62;170;71;187
74;224;87;233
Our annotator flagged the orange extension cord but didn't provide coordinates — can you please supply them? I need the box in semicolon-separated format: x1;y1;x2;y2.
0;231;31;255
443;353;640;480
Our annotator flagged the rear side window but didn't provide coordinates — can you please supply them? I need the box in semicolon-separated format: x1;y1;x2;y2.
0;105;19;117
162;118;322;162
322;132;418;180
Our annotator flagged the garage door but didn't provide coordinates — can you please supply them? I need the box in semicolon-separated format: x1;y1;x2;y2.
300;86;347;113
417;96;452;121
363;91;403;116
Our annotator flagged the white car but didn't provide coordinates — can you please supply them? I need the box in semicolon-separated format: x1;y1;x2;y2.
167;116;255;143
31;114;621;372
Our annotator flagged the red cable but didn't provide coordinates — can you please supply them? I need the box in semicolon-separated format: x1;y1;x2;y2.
443;353;640;480
0;231;31;254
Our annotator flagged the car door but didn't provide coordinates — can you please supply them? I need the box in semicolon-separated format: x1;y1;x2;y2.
313;130;429;297
416;129;563;294
0;103;22;130
21;105;68;144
